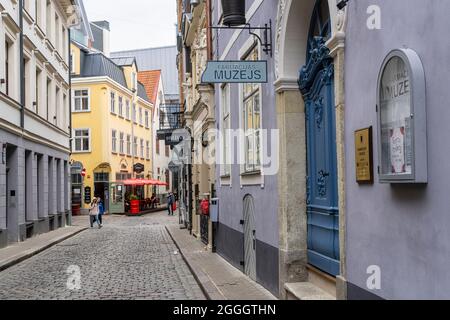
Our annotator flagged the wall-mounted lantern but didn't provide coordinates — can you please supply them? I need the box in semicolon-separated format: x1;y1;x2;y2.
376;48;427;184
211;0;273;57
221;0;246;26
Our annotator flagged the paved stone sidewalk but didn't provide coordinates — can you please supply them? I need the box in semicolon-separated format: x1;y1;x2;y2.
167;225;277;300
0;226;87;272
0;212;205;300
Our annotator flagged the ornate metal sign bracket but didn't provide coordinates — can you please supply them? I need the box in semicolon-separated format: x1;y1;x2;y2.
210;19;273;57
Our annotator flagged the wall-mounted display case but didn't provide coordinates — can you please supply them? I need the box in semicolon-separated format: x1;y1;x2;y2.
377;48;427;183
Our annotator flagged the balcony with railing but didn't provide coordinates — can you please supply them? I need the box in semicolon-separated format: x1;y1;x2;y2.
157;103;183;140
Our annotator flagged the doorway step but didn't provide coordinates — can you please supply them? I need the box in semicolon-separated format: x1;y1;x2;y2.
285;265;336;300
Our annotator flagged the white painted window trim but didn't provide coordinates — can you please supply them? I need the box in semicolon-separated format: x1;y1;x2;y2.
110;90;116;114
112;129;117;153
119;131;125;154
72;128;91;153
238;35;264;187
126;100;131;120
146;140;150;160
72;88;91;113
126;134;132;156
144;110;149;128
220;83;232;186
118;96;124;117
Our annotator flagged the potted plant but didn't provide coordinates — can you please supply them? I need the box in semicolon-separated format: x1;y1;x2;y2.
129;195;140;215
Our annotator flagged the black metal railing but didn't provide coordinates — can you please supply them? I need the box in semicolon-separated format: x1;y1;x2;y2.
158;103;183;132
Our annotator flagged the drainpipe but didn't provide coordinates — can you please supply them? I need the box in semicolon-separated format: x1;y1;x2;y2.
19;0;25;129
68;29;72;154
206;0;212;60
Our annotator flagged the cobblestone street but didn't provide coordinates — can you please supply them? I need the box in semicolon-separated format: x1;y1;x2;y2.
0;212;205;300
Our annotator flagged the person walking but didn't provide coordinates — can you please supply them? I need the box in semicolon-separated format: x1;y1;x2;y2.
89;198;101;229
97;197;105;227
167;192;174;216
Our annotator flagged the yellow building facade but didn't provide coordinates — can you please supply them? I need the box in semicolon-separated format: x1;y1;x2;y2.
70;43;153;213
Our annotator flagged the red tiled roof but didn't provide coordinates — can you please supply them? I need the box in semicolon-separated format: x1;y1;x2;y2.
138;70;161;105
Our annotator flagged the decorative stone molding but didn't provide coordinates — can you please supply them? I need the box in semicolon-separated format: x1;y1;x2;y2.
274;0;287;80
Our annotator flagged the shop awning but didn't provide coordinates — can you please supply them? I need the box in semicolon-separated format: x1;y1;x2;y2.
122;179;168;186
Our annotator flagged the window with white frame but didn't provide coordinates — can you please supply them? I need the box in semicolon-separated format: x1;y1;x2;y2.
35;67;42;114
133;137;138;157
139;107;143;125
119;132;124;154
4;38;14;97
73;129;90;152
133;104;137;123
242;46;261;173
73;89;89;112
221;84;231;176
35;0;42;27
55;14;60;52
110;91;116;113
126;100;130;120
46;1;51;39
112;130;117;153
140;139;144;158
126;134;131;155
145;110;149;128
118;96;123;116
146;140;150;159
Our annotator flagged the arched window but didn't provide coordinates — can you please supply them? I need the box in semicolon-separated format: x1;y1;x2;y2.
307;0;331;58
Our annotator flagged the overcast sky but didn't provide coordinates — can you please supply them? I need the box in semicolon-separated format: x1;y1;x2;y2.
83;0;177;52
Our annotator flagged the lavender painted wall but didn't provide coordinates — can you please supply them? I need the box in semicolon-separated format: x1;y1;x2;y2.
213;0;279;249
345;0;450;299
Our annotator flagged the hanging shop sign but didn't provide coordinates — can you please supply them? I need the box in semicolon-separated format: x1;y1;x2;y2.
201;60;268;84
377;48;427;183
355;127;374;184
133;163;145;174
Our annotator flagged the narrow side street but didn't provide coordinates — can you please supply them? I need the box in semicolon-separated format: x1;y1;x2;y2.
0;212;205;300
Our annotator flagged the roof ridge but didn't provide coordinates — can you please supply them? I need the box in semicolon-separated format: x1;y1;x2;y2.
111;45;177;54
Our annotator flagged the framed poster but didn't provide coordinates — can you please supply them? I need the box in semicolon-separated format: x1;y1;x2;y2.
377;48;427;184
355;127;374;184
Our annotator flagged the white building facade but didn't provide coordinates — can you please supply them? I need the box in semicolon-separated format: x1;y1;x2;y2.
0;0;79;248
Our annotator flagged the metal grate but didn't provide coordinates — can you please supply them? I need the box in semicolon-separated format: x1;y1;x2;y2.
158;103;183;131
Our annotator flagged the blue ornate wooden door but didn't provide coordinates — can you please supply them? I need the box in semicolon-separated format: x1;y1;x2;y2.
299;36;340;276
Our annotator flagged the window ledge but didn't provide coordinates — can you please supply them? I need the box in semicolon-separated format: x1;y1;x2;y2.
241;170;261;177
72;110;91;113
